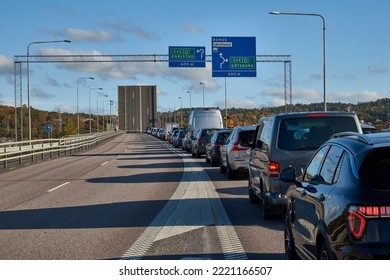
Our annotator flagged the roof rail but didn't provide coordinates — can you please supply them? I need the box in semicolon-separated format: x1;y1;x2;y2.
331;132;373;145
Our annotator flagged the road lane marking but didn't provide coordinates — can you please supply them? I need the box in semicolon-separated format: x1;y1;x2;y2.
121;142;247;260
47;182;70;192
101;161;109;166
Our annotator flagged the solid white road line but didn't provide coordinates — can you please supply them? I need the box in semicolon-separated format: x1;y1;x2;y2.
47;182;71;193
121;141;247;260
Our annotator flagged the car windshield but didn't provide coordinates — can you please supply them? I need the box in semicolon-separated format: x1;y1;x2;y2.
359;148;390;190
277;116;358;151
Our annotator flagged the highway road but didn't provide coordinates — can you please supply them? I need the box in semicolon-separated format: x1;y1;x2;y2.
0;133;284;260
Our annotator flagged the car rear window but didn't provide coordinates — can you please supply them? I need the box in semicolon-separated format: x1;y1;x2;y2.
217;132;230;144
239;130;255;147
359;148;390;190
202;129;219;140
278;116;359;151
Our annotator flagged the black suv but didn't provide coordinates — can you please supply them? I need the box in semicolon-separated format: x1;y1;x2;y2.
191;128;223;158
280;132;390;259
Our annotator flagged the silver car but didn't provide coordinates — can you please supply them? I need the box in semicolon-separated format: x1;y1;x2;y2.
220;125;256;179
248;111;363;219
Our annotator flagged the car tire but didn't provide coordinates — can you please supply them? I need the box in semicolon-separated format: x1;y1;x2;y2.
319;242;332;260
211;156;217;167
262;190;272;219
220;159;227;173
248;181;260;203
284;210;298;260
227;160;237;179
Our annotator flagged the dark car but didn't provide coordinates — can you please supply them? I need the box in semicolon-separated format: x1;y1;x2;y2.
205;129;232;166
191;128;223;158
280;132;390;260
173;129;187;148
361;123;379;134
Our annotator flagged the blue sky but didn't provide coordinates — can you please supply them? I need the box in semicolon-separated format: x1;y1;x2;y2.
1;0;390;115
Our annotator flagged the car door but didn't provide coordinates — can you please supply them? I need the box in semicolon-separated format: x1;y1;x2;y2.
290;145;329;257
302;145;344;257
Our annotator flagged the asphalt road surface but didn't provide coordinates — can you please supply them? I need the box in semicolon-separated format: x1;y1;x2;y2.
0;133;284;260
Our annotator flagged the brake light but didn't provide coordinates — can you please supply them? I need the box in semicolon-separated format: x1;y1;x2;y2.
348;205;390;240
199;138;204;143
269;161;279;177
348;209;366;240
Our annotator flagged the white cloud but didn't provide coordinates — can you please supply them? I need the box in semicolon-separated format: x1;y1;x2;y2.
38;28;120;42
368;66;387;74
329;90;383;103
0;54;13;75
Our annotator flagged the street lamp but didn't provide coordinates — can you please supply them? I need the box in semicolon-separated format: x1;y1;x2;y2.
27;39;71;142
97;94;108;132
77;77;94;134
199;82;205;108
178;96;182;125
89;87;103;133
187;90;191;109
269;11;327;111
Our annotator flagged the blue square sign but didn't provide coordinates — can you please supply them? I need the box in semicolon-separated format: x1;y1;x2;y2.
212;37;256;77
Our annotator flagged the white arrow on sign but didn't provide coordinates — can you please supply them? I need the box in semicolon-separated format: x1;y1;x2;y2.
219;53;228;69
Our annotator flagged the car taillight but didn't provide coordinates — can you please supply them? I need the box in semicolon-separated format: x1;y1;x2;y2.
269;161;279;177
348;205;390;240
231;139;249;152
199;138;204;143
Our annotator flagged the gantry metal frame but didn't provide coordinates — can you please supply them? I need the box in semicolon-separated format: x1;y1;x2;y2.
13;54;292;141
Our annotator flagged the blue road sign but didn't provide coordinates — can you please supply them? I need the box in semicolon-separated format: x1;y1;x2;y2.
211;37;256;77
169;46;206;67
45;124;53;133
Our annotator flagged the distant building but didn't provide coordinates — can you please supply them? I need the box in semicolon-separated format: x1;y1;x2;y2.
118;85;157;133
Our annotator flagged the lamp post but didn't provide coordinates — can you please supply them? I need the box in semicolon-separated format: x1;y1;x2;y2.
89;87;103;133
187;90;191;109
269;11;327;111
77;77;94;134
199;82;205;108
178;96;182;125
97;94;108;132
27;39;71;142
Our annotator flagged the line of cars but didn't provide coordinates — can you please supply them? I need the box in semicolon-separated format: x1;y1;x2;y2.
149;110;390;259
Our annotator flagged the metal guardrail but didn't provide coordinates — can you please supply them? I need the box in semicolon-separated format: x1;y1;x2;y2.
0;131;123;169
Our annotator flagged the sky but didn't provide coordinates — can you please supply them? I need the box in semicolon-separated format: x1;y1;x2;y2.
1;0;390;115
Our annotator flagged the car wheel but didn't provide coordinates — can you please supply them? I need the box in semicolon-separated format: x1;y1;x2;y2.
284;210;298;260
210;156;217;167
262;189;272;219
248;180;260;203
227;160;237;179
319;242;332;260
220;159;227;173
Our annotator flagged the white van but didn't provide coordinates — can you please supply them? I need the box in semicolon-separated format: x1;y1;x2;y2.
187;108;223;135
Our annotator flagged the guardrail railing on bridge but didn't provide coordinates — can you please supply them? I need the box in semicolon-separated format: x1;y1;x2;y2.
0;131;123;169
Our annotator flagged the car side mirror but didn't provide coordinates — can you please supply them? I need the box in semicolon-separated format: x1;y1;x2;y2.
280;167;303;188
